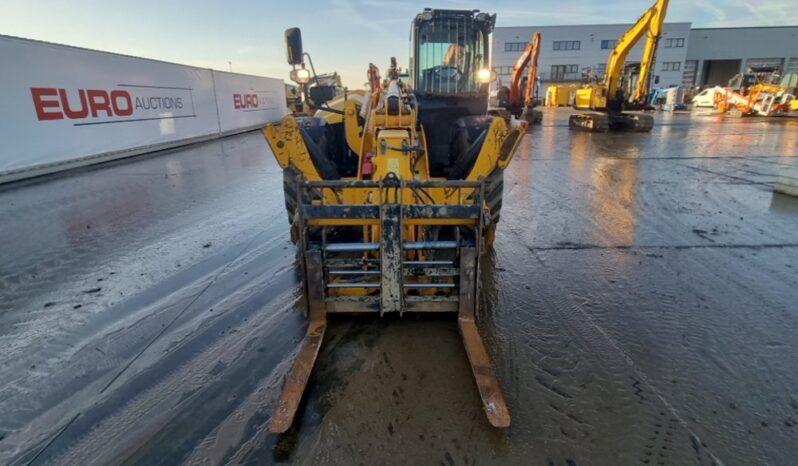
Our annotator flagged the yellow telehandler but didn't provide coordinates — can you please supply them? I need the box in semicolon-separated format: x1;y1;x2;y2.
262;8;525;433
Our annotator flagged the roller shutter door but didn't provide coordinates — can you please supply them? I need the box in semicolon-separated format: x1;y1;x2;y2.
682;60;698;86
745;58;784;72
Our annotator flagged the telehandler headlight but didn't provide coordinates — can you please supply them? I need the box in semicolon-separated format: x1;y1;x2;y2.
292;68;311;84
477;68;495;84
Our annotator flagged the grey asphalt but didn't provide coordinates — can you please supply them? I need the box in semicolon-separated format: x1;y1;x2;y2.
1;109;797;465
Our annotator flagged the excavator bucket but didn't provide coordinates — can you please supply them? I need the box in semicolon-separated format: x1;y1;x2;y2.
269;177;511;432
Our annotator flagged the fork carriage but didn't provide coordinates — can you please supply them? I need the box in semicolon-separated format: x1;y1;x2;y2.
269;176;511;432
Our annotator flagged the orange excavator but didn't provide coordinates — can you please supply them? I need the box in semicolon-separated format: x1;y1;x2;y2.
498;32;542;124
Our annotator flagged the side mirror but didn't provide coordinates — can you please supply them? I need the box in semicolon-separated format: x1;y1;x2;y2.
308;85;337;107
285;28;303;66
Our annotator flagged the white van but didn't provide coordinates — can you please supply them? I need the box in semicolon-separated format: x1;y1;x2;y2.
692;88;720;108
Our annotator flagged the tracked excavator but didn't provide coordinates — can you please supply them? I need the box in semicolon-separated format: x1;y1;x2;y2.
498;31;543;125
570;0;670;132
262;8;525;433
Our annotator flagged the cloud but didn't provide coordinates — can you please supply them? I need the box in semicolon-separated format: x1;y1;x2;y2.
330;0;408;35
694;2;727;25
739;2;764;20
359;0;415;9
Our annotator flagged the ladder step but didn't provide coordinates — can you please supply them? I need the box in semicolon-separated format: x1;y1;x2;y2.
327;282;381;288
326;296;380;303
405;295;458;302
404;241;458;249
404;260;455;266
324;242;379;252
325;258;380;266
328;270;381;275
405;267;459;277
327;282;456;289
403;283;456;288
323;242;463;252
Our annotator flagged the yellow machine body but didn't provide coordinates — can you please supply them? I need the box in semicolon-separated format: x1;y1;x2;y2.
262;9;523;434
574;85;607;110
264;96;522;240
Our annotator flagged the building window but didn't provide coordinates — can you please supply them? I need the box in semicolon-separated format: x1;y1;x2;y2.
496;66;513;75
600;40;618;50
597;63;607;78
664;38;685;48
504;42;526;52
662;61;681;72
551;64;579;80
553;40;580;51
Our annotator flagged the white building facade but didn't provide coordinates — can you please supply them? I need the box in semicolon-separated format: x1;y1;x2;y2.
492;23;798;90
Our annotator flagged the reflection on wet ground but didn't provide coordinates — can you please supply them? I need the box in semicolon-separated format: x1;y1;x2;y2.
1;109;797;465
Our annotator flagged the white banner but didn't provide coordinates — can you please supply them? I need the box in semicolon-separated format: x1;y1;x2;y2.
212;71;287;134
0;35;287;180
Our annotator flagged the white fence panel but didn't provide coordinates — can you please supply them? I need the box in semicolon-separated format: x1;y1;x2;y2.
0;35;287;182
212;71;287;134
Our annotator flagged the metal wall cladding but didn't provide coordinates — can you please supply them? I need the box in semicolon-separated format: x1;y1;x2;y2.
0;35;287;179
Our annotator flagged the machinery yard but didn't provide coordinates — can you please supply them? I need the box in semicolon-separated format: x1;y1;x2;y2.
2;1;798;464
2;109;797;465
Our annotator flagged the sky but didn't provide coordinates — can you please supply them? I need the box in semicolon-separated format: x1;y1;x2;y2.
1;0;796;87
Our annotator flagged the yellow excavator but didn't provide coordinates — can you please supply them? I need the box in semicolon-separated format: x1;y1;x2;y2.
263;8;524;433
570;0;670;132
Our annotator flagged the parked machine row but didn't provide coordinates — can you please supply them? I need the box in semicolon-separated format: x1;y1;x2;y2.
497;0;671;132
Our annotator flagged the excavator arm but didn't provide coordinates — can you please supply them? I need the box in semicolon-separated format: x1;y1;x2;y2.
524;32;541;105
508;32;541;106
604;0;669;103
501;31;543;124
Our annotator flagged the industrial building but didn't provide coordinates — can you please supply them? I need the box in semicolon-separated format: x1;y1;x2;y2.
687;27;798;86
492;23;798;89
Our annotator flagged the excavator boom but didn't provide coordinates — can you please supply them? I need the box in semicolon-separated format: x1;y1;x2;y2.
524;32;541;105
571;0;670;132
507;32;541;105
604;0;669;103
500;31;543;124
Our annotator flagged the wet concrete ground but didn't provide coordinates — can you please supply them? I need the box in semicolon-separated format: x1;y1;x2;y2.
1;109;797;465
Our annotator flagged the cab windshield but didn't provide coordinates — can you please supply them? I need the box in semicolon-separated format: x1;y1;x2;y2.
416;18;486;95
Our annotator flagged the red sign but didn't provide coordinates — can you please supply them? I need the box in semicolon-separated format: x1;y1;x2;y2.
233;93;259;110
31;88;134;121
